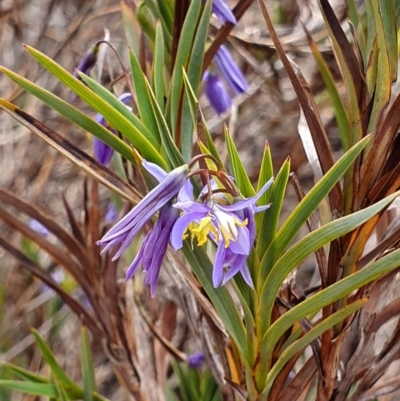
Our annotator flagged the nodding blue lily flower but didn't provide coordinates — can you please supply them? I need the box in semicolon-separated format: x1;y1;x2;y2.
204;71;232;115
215;45;247;95
97;161;189;296
171;177;273;287
211;0;236;25
93;93;133;165
188;351;205;369
73;44;99;80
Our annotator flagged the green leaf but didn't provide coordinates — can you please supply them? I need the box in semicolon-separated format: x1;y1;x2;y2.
128;49;160;141
152;23;166;109
181;0;211;161
225;127;256;198
77;71;159;146
256;157;290;264
259;299;366;399
142;0;172;48
181;244;248;360
81;327;96;401
120;0;142;58
145;78;185;168
166;0;202;133
31;329;83;398
54;379;70;401
0;67;136;165
258;135;371;287
308;38;349;150
0;363;48;384
23;45;166;169
256;142;274;207
258;189;398;339
0;381;58;398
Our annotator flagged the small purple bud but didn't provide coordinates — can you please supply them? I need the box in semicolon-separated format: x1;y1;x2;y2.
28;219;49;237
105;203;117;224
204;72;232;114
215;45;247;95
73;44;99;80
211;0;236;25
188;352;205;369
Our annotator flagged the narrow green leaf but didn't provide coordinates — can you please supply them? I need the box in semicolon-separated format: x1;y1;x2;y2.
143;0;172;47
225;127;256;198
256;157;290;268
0;381;57;398
0;67;136;164
182;70;224;169
257;190;398;343
54;379;70;401
81;327;96;401
380;0;397;82
145;78;185;168
77;71;159;145
0;363;48;384
152;23;165;109
128;49;160;141
24;45;166;169
166;0;202;133
309;39;349;150
256;142;274;207
31;329;83;398
181;243;248;359
137;3;156;45
120;0;141;57
259;300;366;399
258;135;371;285
181;0;211;161
156;0;173;32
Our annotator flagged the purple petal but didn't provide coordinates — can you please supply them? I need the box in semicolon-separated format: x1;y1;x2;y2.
170;212;207;251
188;352;205;369
218;177;274;213
204;72;232;115
222;254;248;284
118;92;133;104
211;0;237;24
215;45;247;95
228;224;251;255
28;219;49;237
105;203;117;224
93;138;114;165
213;240;227;287
142;160;167;183
176;179;195;206
73;44;99;79
125;234;150;279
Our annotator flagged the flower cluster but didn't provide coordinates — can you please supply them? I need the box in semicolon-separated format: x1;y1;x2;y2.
203;0;248;114
97;158;273;296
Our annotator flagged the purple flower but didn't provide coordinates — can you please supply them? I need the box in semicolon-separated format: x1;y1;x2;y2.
28;219;49;237
97;161;189;295
188;351;205;369
73;44;99;80
215;45;247;95
211;0;236;25
126;204;179;297
204;72;232;115
171;178;273;287
105;203;117;224
93;93;133;165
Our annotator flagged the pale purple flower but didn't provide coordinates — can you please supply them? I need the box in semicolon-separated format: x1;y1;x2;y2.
105;203;117;224
28;219;49;237
211;0;236;25
215;45;247;95
204;72;232;115
97;161;189;296
93;93;133;165
171;178;273;287
188;351;205;369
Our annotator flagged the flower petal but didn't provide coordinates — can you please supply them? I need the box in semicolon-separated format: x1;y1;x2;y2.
170;212;207;251
213;240;227;287
142;160;168;182
211;0;237;24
